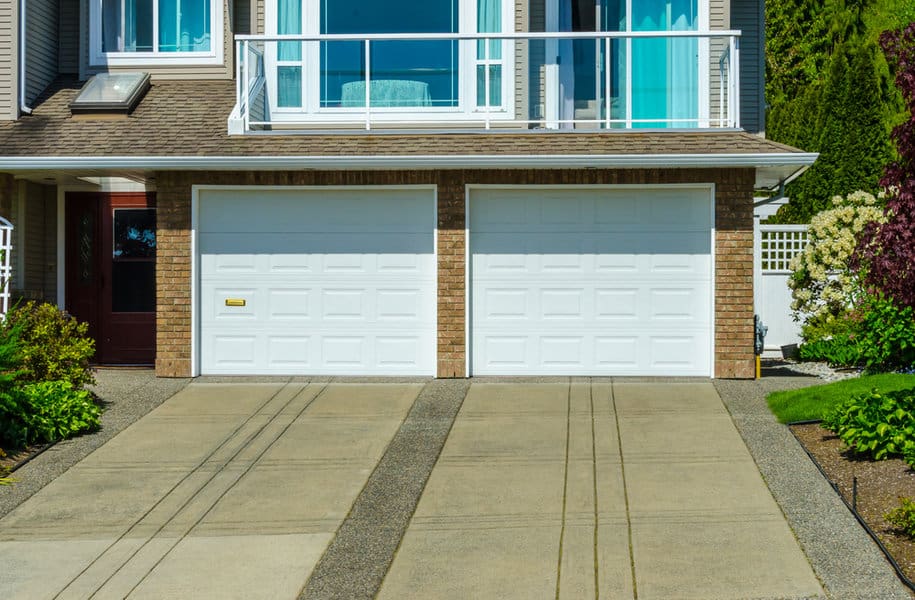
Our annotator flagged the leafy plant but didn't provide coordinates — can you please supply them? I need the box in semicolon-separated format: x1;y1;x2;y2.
854;295;915;372
821;388;915;464
798;334;861;366
17;381;101;444
3;302;95;388
886;497;915;537
0;381;101;449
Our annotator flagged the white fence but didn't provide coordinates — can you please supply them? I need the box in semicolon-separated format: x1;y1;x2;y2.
754;223;808;354
0;217;12;317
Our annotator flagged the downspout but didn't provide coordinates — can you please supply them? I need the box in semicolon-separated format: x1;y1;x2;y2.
19;0;33;115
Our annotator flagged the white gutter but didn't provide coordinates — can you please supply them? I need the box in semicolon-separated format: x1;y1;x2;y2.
18;0;32;115
0;152;818;171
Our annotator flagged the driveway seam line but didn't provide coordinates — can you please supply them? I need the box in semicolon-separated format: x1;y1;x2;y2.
555;378;572;600
120;382;332;599
591;379;600;600
610;380;638;600
54;381;298;600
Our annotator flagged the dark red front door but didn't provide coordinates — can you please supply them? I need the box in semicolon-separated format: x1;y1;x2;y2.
65;192;156;364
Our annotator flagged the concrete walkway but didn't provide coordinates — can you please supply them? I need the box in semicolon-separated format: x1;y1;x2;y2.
0;380;826;599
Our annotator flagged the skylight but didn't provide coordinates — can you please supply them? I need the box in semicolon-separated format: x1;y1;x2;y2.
69;72;151;115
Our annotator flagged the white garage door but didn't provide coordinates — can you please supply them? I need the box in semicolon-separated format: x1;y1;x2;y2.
198;188;435;375
470;187;713;376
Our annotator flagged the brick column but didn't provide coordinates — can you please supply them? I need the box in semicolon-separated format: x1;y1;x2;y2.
714;169;756;379
154;171;193;377
437;172;466;377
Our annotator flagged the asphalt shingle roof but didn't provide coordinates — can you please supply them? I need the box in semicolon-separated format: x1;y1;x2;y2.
0;77;806;159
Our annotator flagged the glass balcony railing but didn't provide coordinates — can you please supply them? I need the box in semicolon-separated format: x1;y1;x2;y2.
228;30;741;134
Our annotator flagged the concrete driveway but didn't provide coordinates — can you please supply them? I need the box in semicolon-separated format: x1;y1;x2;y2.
0;380;824;599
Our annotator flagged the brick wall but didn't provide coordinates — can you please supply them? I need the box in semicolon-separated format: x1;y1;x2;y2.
154;168;755;379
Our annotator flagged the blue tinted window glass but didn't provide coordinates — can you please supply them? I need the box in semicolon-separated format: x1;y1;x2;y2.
321;0;459;108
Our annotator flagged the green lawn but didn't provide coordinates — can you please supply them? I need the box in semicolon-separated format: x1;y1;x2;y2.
766;374;915;424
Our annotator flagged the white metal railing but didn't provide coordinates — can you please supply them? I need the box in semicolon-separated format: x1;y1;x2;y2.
228;30;741;134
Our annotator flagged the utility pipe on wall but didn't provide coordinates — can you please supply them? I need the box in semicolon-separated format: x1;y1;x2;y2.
19;0;33;115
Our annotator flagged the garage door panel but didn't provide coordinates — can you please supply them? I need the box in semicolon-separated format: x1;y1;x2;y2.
198;231;433;266
199;189;432;234
199;188;435;375
471;188;713;376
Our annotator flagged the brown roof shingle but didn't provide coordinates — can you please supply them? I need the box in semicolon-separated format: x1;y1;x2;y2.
0;77;807;159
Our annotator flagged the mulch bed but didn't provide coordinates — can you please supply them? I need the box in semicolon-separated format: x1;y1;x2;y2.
0;443;51;478
793;423;915;585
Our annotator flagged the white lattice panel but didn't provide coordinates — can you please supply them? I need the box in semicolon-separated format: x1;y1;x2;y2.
0;217;12;317
760;226;808;273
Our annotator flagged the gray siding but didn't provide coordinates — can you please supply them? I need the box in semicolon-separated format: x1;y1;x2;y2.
0;1;19;120
731;0;764;134
11;182;56;302
235;0;251;35
26;0;60;104
60;0;79;74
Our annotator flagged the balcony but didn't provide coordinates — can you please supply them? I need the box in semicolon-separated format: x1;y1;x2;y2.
228;30;741;134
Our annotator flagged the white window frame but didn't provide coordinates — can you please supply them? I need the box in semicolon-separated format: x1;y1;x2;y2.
544;0;709;128
263;0;515;123
89;0;224;67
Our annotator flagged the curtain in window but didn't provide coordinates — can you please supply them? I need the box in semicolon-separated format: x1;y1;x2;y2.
669;0;698;127
477;0;501;60
158;0;211;52
278;0;302;60
277;0;302;107
558;0;575;126
102;0;122;52
477;0;502;107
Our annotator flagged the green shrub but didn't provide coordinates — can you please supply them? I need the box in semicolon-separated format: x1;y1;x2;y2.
855;296;915;372
798;334;862;366
821;388;915;463
17;381;101;444
886;497;915;538
0;381;101;449
4;302;95;387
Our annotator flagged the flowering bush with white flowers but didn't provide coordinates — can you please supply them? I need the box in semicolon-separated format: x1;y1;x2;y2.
788;190;887;325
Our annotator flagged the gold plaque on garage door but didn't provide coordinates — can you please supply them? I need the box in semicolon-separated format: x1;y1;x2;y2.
225;298;246;307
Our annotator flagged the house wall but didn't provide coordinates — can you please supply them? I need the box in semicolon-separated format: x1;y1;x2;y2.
60;0;80;74
155;168;755;380
11;182;57;303
731;0;764;134
0;1;19;121
26;0;60;104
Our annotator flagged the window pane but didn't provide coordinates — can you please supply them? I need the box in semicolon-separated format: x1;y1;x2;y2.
278;66;303;107
102;0;121;52
278;0;302;61
158;0;211;52
477;0;501;60
322;0;458;108
476;64;502;107
112;262;155;313
113;209;156;259
103;0;153;52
